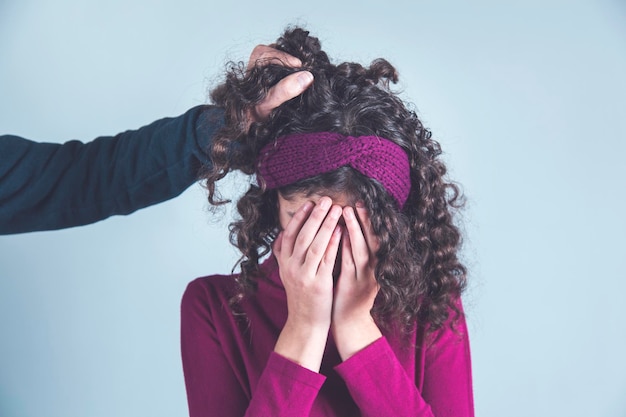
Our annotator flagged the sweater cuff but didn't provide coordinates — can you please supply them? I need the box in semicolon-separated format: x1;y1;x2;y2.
247;352;325;415
190;105;225;167
333;336;388;378
267;351;326;390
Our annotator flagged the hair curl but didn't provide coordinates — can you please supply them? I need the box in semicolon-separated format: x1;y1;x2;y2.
203;27;466;333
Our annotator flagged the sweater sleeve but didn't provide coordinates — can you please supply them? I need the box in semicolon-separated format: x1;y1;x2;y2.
246;352;326;416
0;105;224;234
420;307;474;417
181;279;326;417
335;307;474;417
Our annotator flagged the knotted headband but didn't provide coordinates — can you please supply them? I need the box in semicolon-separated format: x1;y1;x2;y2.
257;132;411;208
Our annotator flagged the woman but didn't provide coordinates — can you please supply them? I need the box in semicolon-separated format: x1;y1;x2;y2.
181;27;473;417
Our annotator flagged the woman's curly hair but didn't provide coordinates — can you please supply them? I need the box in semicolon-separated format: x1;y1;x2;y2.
203;27;467;333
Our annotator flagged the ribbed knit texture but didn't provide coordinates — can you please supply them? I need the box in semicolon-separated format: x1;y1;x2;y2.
257;132;411;207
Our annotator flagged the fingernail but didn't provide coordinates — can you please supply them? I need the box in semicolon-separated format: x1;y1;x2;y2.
329;206;342;219
297;71;314;88
320;197;331;210
344;207;355;219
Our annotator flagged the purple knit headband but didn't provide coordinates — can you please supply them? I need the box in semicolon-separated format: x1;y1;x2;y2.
257;132;411;207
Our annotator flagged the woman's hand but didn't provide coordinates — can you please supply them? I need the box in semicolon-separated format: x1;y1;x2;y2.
246;45;314;126
331;204;383;361
273;196;343;372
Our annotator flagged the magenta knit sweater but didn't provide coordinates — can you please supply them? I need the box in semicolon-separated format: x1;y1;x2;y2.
181;255;474;417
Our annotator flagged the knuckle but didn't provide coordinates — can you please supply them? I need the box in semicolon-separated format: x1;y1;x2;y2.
282;228;297;240
355;261;368;271
292;208;310;222
307;244;323;259
342;256;355;268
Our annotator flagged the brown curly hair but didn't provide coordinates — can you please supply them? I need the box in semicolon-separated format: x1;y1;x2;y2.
203;27;466;333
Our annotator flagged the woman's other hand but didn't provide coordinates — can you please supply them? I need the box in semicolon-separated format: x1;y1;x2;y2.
332;204;383;361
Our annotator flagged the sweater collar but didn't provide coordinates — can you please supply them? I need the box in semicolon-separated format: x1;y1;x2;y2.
258;254;283;288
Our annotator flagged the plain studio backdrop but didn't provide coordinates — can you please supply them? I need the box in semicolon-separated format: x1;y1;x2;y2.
1;1;625;416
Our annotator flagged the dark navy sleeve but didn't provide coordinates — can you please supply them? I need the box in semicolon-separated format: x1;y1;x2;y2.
0;105;225;234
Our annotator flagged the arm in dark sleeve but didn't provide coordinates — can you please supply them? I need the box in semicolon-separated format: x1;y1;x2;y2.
0;105;224;234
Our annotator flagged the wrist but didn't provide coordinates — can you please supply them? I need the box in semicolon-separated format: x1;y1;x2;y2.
274;319;330;373
332;315;382;361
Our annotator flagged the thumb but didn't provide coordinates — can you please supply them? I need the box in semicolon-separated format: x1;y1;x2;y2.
254;71;314;121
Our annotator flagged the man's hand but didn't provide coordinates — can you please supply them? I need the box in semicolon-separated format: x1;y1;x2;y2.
246;45;314;125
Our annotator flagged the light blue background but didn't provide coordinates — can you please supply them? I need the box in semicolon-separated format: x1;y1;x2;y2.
1;1;625;416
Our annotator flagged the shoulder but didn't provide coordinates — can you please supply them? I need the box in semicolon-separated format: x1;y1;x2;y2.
181;273;239;316
424;297;471;354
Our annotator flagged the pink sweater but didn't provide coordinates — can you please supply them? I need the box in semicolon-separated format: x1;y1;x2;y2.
181;256;474;417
